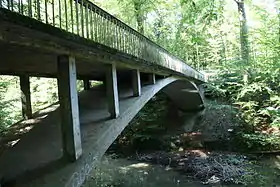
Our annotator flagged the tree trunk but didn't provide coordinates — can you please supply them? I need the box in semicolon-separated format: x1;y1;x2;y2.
235;0;250;64
278;8;280;42
133;0;145;34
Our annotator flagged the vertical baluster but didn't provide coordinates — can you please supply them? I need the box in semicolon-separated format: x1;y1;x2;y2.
138;36;141;59
105;15;108;46
114;19;119;49
109;16;112;47
97;12;101;43
93;8;97;41
118;22;121;51
45;0;48;23
114;20;117;49
121;25;124;52
100;13;104;44
125;28;128;53
136;34;139;57
7;0;10;10
18;0;20;13
75;0;79;35
124;27;127;53
112;20;115;48
59;0;62;28
118;21;121;51
136;34;139;58
70;0;74;33
81;0;84;37
105;15;108;45
124;26;126;53
28;0;32;17
109;16;113;47
131;31;133;55
140;36;143;58
90;5;93;40
127;29;130;54
131;31;134;55
37;0;41;20
131;30;136;56
64;0;68;31
131;32;134;56
52;0;55;26
11;0;14;11
132;32;135;56
85;3;89;39
119;25;122;52
20;0;24;14
135;34;138;57
96;10;99;42
104;14;107;44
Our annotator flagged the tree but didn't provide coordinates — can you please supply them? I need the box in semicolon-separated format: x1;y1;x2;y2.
234;0;250;64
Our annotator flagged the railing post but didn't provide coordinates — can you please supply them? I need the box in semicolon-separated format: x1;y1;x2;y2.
20;75;32;120
57;55;82;161
83;79;90;90
147;73;156;85
106;63;119;118
132;69;141;96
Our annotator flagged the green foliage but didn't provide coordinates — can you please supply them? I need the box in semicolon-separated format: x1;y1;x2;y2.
0;76;21;132
207;66;280;151
112;93;171;153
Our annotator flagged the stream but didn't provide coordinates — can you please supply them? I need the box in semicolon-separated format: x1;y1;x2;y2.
83;155;279;187
83;98;280;186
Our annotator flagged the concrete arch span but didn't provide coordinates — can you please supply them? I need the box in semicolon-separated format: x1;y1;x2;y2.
0;77;204;187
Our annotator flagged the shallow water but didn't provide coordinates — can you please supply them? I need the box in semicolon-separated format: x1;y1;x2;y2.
84;100;279;187
83;157;206;187
83;155;279;187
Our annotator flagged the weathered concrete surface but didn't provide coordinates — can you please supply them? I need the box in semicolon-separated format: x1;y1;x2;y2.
163;80;205;111
0;9;205;83
0;77;204;187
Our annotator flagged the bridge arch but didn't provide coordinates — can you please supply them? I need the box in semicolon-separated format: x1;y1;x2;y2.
65;77;205;187
0;77;204;187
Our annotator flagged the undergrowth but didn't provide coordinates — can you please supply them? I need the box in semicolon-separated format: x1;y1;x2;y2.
205;67;280;152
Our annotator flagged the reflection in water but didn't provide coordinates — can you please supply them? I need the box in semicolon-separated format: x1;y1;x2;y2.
84;155;280;187
83;157;205;187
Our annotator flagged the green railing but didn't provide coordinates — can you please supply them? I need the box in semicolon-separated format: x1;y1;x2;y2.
0;0;204;81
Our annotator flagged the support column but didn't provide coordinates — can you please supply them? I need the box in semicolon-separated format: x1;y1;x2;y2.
106;63;119;118
57;55;82;161
20;75;32;119
147;73;156;85
132;69;141;96
83;79;90;90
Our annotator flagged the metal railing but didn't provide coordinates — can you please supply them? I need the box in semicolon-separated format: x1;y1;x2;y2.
0;0;204;81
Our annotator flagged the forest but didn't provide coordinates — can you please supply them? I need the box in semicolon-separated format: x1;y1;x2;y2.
0;0;279;185
1;0;279;151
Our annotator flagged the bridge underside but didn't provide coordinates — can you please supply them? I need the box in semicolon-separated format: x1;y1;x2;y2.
0;8;205;187
0;78;203;187
0;17;177;81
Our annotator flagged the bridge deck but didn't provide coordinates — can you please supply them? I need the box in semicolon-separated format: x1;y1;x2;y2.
0;78;177;187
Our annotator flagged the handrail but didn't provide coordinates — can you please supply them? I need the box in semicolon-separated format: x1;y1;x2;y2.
0;0;205;81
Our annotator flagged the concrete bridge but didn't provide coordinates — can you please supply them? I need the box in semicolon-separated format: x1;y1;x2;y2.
0;0;205;186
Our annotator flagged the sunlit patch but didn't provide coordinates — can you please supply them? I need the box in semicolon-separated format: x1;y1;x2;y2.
8;139;20;147
275;161;280;169
128;163;150;168
19;125;34;133
118;163;150;174
185;149;208;158
38;114;48;120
